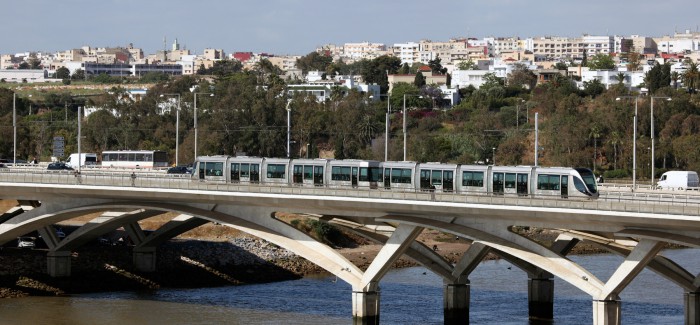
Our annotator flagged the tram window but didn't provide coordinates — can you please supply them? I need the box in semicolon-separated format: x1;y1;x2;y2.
431;170;442;185
391;169;402;183
118;153;127;161
332;166;351;181
401;169;412;184
241;164;250;178
505;173;516;189
574;177;587;194
370;167;381;182
304;166;313;180
135;153;145;162
144;154;153;162
205;162;223;176
267;164;286;179
517;173;528;194
359;168;369;182
537;174;561;190
462;171;484;187
128;153;135;161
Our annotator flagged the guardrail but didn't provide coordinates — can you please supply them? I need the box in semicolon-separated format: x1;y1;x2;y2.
1;169;699;217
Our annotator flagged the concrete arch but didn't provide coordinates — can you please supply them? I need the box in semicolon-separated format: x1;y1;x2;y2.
4;200;365;288
380;215;605;297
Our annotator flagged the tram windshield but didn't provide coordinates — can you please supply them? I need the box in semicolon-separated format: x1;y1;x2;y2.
575;168;597;194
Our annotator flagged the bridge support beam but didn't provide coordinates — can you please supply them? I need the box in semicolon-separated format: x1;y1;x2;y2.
593;298;621;325
133;247;157;272
685;291;700;325
47;251;71;277
444;280;470;325
353;282;380;325
529;277;554;320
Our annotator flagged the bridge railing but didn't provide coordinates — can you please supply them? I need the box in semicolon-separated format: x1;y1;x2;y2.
1;169;700;216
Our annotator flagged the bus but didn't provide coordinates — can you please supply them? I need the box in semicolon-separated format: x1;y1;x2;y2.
101;150;169;168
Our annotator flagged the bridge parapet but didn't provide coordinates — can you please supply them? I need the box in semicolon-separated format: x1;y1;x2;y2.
2;170;700;217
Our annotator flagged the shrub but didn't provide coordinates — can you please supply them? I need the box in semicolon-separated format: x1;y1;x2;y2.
604;169;630;179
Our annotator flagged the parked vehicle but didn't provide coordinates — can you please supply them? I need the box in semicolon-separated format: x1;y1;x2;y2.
101;150;168;168
167;166;190;174
47;162;74;171
657;171;700;190
65;153;97;169
17;237;35;249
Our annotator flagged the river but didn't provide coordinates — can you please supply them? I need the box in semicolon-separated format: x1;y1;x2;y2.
0;248;697;324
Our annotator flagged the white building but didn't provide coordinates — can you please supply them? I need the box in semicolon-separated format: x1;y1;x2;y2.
582;35;614;55
393;42;420;65
343;42;386;60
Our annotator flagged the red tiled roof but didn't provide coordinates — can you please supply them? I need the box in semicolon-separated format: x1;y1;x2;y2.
418;65;431;71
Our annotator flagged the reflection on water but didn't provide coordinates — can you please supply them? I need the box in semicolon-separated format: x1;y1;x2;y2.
0;249;697;324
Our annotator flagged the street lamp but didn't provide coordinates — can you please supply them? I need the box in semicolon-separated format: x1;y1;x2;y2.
12;93;16;166
402;93;423;161
286;99;293;158
161;93;181;166
193;92;214;159
370;94;391;161
616;96;640;189
492;147;496;165
650;96;671;185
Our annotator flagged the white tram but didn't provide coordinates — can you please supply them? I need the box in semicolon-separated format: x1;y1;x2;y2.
192;156;599;199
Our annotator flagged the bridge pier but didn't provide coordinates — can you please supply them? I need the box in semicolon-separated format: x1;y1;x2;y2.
444;280;470;325
685;291;700;325
353;281;380;325
47;251;71;277
528;277;554;320
133;247;157;272
592;298;621;325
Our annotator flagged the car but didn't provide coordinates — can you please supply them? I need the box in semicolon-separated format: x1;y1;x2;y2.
47;162;74;171
0;163;6;168
17;237;35;249
55;229;66;239
167;166;190;174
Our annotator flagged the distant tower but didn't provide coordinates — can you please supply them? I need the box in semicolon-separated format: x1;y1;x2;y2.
172;38;180;51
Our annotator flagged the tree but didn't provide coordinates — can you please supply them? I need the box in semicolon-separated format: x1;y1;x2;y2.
414;72;426;87
683;61;699;93
671;71;681;89
586;54;615;70
197;59;243;78
28;57;41;69
553;62;568;71
356;55;401;93
506;63;536;90
295;51;333;74
457;60;478;70
55;67;70;79
582;79;606;98
71;69;85;80
427;56;447;75
18;62;30;69
399;63;410;74
480;73;504;91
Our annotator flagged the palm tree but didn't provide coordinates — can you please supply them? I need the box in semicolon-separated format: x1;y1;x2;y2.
613;72;627;86
670;71;680;89
683;61;699;93
607;131;623;170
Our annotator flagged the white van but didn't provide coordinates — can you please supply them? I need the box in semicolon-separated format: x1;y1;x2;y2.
657;171;700;190
65;153;97;169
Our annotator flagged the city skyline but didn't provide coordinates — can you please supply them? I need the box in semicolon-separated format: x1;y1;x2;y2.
2;0;699;55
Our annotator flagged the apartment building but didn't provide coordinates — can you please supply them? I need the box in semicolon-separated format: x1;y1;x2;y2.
203;48;225;60
484;37;521;56
531;36;582;59
387;66;447;93
393;42;420;65
654;33;700;54
267;55;300;71
582;35;614;55
342;42;386;59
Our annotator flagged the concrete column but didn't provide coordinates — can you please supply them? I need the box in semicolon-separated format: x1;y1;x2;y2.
47;251;71;277
352;289;380;325
444;281;470;325
685;291;700;325
592;299;621;325
133;247;157;272
528;278;554;320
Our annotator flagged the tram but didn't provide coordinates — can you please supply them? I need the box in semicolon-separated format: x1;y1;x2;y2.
192;156;598;199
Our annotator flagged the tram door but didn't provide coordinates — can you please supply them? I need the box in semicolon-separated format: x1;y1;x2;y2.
352;167;358;187
314;166;324;186
561;176;569;198
198;163;204;180
492;172;504;194
517;173;528;196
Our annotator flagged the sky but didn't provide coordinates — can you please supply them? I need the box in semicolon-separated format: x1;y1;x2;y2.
2;0;699;56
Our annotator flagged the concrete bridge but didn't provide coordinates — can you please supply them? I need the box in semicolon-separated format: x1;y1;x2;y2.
1;169;700;325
